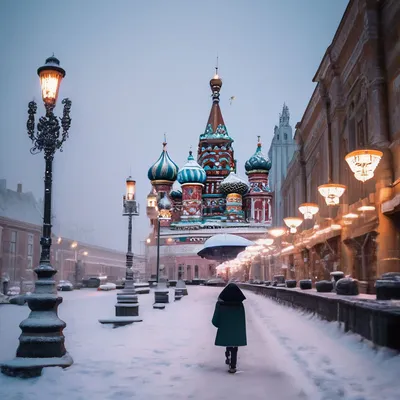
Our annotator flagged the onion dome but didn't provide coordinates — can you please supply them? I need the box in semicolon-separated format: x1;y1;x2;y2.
148;141;179;182
170;181;182;200
220;171;249;195
177;150;207;185
245;137;272;173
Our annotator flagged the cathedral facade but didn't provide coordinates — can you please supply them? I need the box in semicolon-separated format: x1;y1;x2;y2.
145;71;273;280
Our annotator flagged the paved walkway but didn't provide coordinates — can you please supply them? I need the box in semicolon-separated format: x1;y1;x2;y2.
0;286;399;400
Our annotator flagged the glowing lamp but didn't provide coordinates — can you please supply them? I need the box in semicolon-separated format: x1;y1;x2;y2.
283;217;303;234
298;203;319;219
268;227;286;238
158;209;172;220
357;205;375;212
318;183;346;206
343;213;358;219
345;149;383;182
37;55;65;105
256;238;274;246
125;176;136;201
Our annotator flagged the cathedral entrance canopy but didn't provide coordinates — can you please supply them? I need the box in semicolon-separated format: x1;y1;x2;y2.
197;233;254;262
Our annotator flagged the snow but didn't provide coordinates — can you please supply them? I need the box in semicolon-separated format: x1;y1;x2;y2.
202;233;254;249
0;287;399;400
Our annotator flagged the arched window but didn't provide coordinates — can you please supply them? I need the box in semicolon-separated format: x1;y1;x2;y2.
277;134;280;140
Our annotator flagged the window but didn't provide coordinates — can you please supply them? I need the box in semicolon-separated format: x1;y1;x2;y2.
27;256;33;270
284;133;287;140
277;134;280;141
194;265;199;279
9;231;17;254
27;233;34;256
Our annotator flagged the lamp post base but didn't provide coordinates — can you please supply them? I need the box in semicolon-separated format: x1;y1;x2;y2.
1;352;73;378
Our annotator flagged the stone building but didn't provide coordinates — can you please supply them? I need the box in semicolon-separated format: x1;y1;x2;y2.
268;104;297;226
278;0;400;293
0;179;143;292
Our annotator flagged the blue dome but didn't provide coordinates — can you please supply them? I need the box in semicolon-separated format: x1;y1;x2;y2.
245;142;271;173
170;181;182;199
177;151;207;185
148;142;179;182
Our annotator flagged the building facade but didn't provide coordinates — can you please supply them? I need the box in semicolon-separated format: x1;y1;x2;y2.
278;0;400;293
0;180;144;292
268;104;297;226
145;71;274;280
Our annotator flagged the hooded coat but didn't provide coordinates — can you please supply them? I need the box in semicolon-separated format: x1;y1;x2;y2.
211;283;247;347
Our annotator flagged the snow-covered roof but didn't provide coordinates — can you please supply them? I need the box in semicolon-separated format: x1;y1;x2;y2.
0;185;42;226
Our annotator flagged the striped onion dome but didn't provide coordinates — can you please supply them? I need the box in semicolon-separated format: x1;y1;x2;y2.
245;139;271;173
219;171;249;195
148;142;179;182
177;151;207;185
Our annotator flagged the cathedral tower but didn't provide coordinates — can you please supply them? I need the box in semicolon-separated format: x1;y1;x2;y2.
197;69;234;219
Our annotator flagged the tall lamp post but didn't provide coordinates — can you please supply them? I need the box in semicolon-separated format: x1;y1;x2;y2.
119;176;140;302
1;55;73;378
153;193;171;307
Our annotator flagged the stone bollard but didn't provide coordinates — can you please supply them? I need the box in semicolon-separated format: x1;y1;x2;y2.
299;279;312;290
174;288;184;301
335;278;359;296
375;272;400;300
316;280;334;293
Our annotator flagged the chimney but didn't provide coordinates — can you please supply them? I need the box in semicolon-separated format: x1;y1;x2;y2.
0;179;5;191
17;183;22;193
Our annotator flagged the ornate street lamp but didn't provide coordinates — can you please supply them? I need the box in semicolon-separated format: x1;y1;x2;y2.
298;203;319;219
284;217;303;234
345;149;383;182
1;56;72;378
98;178;142;325
318;183;346;206
118;176;140;315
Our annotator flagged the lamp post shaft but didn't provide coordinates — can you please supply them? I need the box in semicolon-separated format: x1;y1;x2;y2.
127;213;133;265
156;218;161;283
40;156;53;264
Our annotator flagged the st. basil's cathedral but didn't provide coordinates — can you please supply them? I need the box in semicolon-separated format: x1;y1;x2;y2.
145;70;273;281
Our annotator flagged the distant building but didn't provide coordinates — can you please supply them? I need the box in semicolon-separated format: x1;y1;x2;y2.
267;104;297;226
0;179;143;292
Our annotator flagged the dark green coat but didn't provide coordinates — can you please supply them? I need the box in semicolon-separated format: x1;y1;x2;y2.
212;300;247;347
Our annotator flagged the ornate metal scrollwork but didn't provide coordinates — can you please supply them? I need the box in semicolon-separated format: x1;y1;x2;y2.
26;98;72;159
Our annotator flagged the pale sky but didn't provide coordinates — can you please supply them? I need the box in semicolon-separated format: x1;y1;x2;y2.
0;0;349;253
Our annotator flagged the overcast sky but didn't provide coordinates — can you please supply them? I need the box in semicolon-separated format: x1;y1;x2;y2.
0;0;348;253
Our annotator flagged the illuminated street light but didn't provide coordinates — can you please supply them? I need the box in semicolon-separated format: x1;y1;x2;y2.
1;55;73;378
283;217;303;234
345;149;383;182
268;227;286;238
318;183;346;206
298;203;319;219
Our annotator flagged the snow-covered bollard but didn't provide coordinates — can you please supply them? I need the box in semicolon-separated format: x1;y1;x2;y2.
175;288;184;300
315;280;334;293
299;279;312;290
154;281;169;305
286;280;297;288
176;279;188;295
375;272;400;300
335;278;359;296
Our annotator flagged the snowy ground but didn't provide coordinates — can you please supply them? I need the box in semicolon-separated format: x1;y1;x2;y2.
0;286;400;400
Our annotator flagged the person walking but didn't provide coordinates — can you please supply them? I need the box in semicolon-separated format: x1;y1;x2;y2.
212;283;247;373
